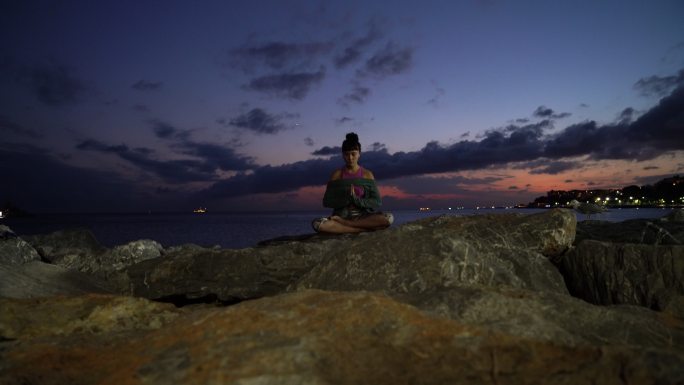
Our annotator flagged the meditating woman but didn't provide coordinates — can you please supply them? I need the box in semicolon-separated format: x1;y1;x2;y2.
312;132;393;234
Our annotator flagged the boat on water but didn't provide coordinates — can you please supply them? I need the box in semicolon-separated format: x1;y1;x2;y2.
193;207;207;214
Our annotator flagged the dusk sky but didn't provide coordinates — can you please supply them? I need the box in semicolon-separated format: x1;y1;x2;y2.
1;0;683;213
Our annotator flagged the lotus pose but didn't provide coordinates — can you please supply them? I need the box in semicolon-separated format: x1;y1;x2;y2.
312;133;393;234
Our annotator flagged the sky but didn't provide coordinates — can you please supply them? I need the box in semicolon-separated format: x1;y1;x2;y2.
1;0;683;213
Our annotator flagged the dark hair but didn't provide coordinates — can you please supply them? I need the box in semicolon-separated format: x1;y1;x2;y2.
342;132;361;152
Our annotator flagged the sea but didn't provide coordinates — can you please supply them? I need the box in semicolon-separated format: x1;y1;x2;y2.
1;207;677;250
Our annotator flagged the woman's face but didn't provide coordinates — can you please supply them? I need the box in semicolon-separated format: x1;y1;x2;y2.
343;149;360;168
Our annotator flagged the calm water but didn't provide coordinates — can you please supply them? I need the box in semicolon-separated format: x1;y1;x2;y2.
1;208;675;249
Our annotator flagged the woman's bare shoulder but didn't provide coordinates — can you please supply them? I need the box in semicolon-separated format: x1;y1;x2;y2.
363;168;375;180
329;169;342;181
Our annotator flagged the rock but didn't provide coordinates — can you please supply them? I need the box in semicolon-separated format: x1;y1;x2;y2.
123;210;574;303
1;290;682;384
44;239;164;283
0;225;41;265
165;243;221;255
663;295;684;318
662;208;684;223
0;261;113;298
557;240;684;310
106;239;163;271
399;284;684;350
575;218;684;245
410;208;576;258
23;228;106;263
124;240;332;301
293;210;574;296
13;229;164;289
0;294;181;340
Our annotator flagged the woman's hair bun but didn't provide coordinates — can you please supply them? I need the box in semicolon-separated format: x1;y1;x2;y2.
342;132;361;152
345;132;359;143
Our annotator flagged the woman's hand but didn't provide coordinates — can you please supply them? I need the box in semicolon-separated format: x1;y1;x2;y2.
350;184;355;196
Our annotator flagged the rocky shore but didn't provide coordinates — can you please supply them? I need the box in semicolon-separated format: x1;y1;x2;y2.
1;209;683;384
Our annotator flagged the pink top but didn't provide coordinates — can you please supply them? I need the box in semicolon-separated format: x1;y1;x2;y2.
341;166;365;197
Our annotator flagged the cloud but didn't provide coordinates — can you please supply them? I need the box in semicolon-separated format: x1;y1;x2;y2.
532;106;571;120
360;42;413;78
369;142;386;152
517;159;582;175
634;69;684;97
427;86;445;107
198;82;684;199
338;84;371;106
336;116;354;125
199;126;545;198
544;83;684;160
151;120;179;139
617;107;636;123
76;139;212;183
336;37;412;106
198;157;337;199
227;108;298;135
311;146;340;156
386;175;504;195
76;135;255;184
334;23;383;69
174;141;255;172
131;80;163;91
148;119;257;173
18;61;87;106
243;69;325;100
231;41;333;71
0;115;41;138
304;137;314;146
0;142;174;213
133;104;150;112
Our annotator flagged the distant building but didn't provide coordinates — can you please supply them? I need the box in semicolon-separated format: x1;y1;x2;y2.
527;175;683;208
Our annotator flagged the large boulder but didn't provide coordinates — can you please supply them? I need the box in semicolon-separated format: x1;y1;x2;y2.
12;228;166;292
0;225;40;265
428;208;577;257
575;218;684;245
23;228;106;264
661;208;684;223
1;290;682;385
122;210;575;303
0;261;113;298
124;239;335;301
106;239;164;271
53;238;163;277
294;209;575;296
399;284;684;350
0;294;181;339
557;240;684;311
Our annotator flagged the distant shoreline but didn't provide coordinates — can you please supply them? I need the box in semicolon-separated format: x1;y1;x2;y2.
520;205;683;209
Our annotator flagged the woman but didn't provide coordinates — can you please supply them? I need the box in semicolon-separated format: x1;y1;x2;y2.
312;132;393;234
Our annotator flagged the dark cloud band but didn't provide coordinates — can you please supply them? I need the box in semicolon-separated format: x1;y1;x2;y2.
199;84;684;198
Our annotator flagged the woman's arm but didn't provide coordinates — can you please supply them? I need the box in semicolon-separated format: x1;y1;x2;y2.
330;169;342;181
